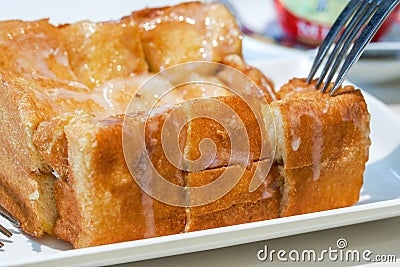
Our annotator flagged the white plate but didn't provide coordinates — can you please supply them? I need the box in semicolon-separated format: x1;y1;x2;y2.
1;50;400;267
348;57;400;85
1;1;400;266
347;42;400;85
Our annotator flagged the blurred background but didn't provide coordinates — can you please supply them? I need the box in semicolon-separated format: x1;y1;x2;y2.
224;0;400;106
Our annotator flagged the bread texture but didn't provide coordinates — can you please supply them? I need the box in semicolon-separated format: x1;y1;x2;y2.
0;2;370;248
186;161;281;232
272;78;370;216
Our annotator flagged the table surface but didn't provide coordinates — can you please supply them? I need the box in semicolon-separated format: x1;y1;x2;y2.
117;217;400;267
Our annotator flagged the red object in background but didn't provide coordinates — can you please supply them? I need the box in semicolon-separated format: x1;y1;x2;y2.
274;0;400;47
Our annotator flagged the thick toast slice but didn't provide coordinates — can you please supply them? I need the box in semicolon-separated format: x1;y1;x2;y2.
186;161;281;232
59;19;148;88
52;114;186;247
272;78;370;216
0;36;96;233
132;2;242;72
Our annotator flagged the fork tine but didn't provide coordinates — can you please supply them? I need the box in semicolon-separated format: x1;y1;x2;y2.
330;0;400;94
0;223;12;238
320;0;382;92
317;0;378;91
0;206;17;248
0;206;20;228
307;0;363;83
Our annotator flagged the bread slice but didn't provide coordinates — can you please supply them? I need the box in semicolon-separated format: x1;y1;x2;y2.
59;19;148;88
0;19;76;80
271;78;370;216
46;91;272;247
186;161;281;232
132;2;242;72
0;24;77;232
0;18;133;235
0;11;161;237
182;95;272;171
45;92;274;247
51;113;187;248
0;150;56;236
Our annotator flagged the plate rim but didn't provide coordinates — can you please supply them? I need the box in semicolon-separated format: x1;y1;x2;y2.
7;199;400;266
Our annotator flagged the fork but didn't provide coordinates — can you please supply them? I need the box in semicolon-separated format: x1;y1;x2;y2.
307;0;400;95
0;206;17;248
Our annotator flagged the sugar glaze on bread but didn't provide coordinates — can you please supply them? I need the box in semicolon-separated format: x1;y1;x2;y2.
0;2;369;248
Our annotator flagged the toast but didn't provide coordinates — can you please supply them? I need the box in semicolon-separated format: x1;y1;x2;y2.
0;2;370;248
132;1;242;72
36;80;369;248
273;78;370;216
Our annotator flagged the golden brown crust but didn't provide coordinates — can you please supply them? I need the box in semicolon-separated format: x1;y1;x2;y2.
187;161;281;231
185;96;273;169
53;179;81;245
33;116;71;178
273;78;370;170
188;199;278;232
280;157;365;217
0;172;40;237
0;70;49;173
54;115;186;248
132;2;242;71
273;78;370;217
0;3;370;249
0;19;76;80
59;19;148;88
0;156;56;236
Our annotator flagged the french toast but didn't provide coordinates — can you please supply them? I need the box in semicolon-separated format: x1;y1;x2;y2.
0;2;370;248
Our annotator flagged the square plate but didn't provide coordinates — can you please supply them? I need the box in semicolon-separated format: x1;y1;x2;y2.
1;48;400;267
1;1;400;265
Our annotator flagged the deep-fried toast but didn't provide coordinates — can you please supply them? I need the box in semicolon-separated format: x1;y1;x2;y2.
0;2;370;248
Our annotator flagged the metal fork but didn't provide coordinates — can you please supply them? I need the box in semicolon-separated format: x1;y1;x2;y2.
0;206;18;248
307;0;400;95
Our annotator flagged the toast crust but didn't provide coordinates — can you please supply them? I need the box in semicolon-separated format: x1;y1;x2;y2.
273;78;370;216
187;161;281;231
132;2;242;72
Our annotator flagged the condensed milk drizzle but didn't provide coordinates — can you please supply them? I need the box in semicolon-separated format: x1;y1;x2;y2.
289;106;323;181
